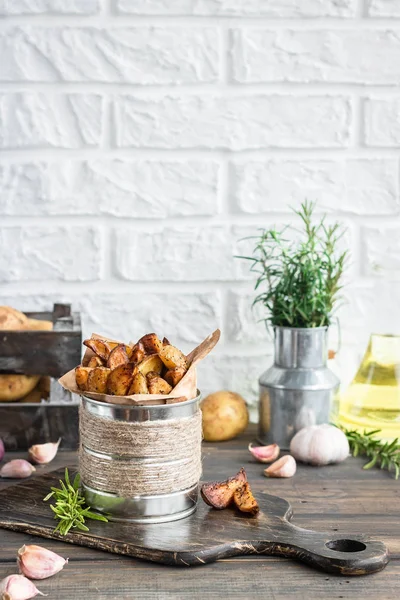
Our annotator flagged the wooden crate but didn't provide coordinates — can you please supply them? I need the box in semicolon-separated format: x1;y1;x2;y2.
0;304;81;450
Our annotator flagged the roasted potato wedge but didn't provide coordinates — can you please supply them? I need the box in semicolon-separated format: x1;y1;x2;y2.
128;371;149;395
87;367;110;394
138;333;163;355
162;337;171;346
137;354;163;376
87;356;105;368
107;364;134;396
107;344;130;370
201;468;248;510
164;367;186;388
83;338;110;361
159;345;187;370
233;482;259;515
75;366;93;391
146;372;172;395
130;341;145;366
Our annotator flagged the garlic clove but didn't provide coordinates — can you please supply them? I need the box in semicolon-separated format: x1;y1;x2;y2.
290;424;349;466
0;574;45;600
17;545;68;580
264;455;297;478
0;460;35;479
28;439;61;465
248;443;280;463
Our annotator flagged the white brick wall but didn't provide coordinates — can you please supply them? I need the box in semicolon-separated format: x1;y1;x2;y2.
1;0;400;417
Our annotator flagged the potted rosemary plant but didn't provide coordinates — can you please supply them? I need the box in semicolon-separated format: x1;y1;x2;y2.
240;201;347;448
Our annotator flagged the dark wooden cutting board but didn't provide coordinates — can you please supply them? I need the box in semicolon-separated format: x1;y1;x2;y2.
0;468;389;576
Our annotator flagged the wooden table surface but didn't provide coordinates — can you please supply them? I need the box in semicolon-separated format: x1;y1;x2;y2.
0;425;399;600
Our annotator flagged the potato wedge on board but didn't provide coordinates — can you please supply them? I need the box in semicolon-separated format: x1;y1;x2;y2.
138;333;163;355
201;468;248;510
87;356;105;368
107;344;130;370
233;482;259;515
107;364;134;396
75;366;93;391
164;367;186;388
159;345;187;370
83;338;110;362
162;337;171;346
130;342;145;366
146;372;172;395
87;367;110;394
128;371;148;395
137;354;163;376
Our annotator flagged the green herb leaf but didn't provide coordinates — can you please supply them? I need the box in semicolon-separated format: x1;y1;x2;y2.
340;426;400;479
236;201;347;329
43;468;109;535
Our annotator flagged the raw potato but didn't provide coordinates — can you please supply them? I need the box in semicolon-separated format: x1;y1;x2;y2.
146;372;172;395
201;469;248;509
159;345;187;370
137;354;163;376
75;366;92;391
87;367;110;394
0;374;40;402
25;318;53;331
233;482;259;515
19;386;42;403
130;342;145;365
107;344;129;370
201;391;249;442
87;356;105;368
164;367;186;388
128;371;148;395
83;338;110;362
107;364;133;396
138;333;163;355
0;306;28;330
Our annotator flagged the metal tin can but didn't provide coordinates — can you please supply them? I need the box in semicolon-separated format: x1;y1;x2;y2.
258;327;339;449
80;393;202;524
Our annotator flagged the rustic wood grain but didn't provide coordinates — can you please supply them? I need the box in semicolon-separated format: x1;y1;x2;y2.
0;469;389;575
0;427;398;599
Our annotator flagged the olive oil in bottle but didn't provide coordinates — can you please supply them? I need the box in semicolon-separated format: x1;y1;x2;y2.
339;334;400;441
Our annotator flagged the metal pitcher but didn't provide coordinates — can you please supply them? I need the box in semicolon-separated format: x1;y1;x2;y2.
258;327;339;449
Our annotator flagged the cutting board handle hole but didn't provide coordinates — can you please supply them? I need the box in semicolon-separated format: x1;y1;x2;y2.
326;539;367;553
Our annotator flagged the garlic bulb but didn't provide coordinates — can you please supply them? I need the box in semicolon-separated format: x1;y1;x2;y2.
290;424;349;466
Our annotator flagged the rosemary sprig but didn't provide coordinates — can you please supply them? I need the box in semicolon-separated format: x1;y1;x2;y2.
43;468;108;535
341;427;400;479
236;201;348;329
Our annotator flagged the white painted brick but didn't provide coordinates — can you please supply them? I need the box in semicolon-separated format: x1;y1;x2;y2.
198;354;269;414
367;0;400;17
114;95;351;149
0;27;218;84
231;159;399;216
364;98;400;147
0;94;102;149
0;0;98;14
232;30;400;84
114;226;234;282
116;0;356;17
0;160;219;217
0;292;221;347
0;227;102;282
362;226;400;278
226;291;270;343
